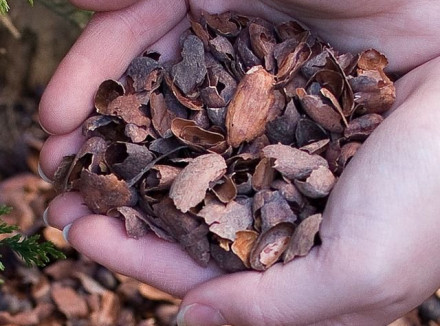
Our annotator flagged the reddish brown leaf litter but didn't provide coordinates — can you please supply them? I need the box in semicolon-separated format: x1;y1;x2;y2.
54;11;396;271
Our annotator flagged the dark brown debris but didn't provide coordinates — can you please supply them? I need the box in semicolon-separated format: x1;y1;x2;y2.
53;10;396;272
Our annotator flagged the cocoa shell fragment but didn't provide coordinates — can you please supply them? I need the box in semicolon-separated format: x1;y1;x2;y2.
284;213;322;263
153;198;211;267
226;65;275;147
55;10;396;272
78;170;137;215
169;153;227;213
262;144;328;180
250;222;295;270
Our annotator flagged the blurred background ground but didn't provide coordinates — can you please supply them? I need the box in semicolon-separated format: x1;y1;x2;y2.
0;1;438;325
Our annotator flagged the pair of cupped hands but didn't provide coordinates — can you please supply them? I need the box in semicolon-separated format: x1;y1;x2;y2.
38;1;440;325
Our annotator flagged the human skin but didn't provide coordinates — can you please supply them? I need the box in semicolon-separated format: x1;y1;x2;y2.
39;1;440;325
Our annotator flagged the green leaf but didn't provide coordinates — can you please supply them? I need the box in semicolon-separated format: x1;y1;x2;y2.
0;234;66;267
1;0;34;15
0;206;66;270
0;219;18;234
0;0;10;14
0;205;12;215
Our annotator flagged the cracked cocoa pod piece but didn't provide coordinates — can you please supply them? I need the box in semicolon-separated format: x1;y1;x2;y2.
56;10;396;272
153;197;211;267
299;139;330;155
338;142;362;169
108;206;149;239
105;142;155;181
105;95;150;127
226;65;275;147
248;22;276;72
53;155;75;193
351;49;396;113
253;190;297;232
78;170;137;215
295;118;328;147
235;25;262;73
212;175;237;203
210;243;247;272
171;118;225;151
54;137;108;192
150;90;176;138
169;153;227;213
171;35;207;95
275;41;311;85
252;157;275;191
344;113;384;140
250;222;295;270
296;87;344;133
143;165;182;192
126;56;163;92
209;35;235;66
201;63;237;108
198;197;253;241
203;11;243;37
262;144;328;180
124;123;149;143
231;230;259;268
164;74;204;111
94;80;125;113
266;99;300;145
283;213;322;263
270;179;304;210
294;165;336;198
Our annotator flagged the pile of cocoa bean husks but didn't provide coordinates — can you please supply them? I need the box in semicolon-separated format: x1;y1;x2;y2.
54;11;395;272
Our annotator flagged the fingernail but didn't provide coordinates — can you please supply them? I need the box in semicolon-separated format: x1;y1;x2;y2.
177;304;227;326
38;114;55;136
38;162;53;184
62;223;72;244
42;207;50;226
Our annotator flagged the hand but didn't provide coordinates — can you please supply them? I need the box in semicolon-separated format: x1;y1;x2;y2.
39;1;440;325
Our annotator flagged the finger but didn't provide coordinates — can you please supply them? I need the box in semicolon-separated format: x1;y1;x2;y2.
45;192;90;230
189;0;292;24
177;241;394;326
143;13;190;63
69;0;139;11
39;127;86;181
64;214;223;297
39;0;188;135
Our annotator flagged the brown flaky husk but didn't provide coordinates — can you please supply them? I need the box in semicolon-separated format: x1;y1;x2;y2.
53;11;396;271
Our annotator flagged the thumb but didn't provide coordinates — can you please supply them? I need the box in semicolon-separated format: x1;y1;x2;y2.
175;243;390;326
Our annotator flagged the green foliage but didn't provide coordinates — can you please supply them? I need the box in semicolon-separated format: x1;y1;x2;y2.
1;0;92;29
0;205;66;274
1;233;66;268
38;0;92;29
0;0;33;14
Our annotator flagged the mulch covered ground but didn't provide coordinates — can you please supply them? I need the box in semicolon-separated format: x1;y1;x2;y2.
0;2;440;325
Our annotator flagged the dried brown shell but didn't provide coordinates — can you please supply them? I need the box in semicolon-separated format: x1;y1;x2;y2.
169;153;227;212
94;80;125;113
262;144;329;180
250;222;294;270
283;213;322;263
226;65;275;147
344;113;384;140
294;166;336;198
231;230;259;268
296;88;344;133
198;197;253;241
78;170;137;214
